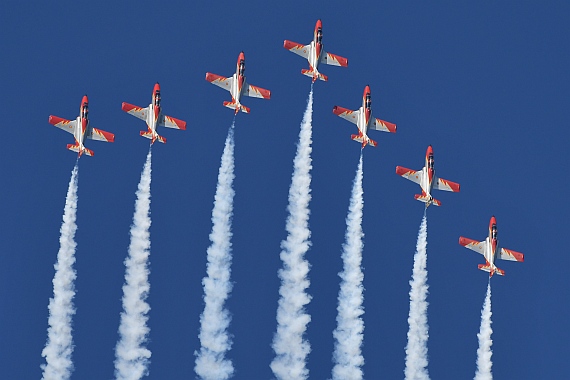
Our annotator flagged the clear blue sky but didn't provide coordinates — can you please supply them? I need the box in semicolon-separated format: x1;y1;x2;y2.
1;1;568;378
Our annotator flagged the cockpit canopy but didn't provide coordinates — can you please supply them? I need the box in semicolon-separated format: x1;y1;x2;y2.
491;225;497;239
365;94;371;110
154;91;161;107
239;60;245;76
428;155;434;169
316;29;323;44
81;105;88;119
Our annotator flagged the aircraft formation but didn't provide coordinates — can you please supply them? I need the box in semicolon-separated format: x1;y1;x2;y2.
48;19;524;277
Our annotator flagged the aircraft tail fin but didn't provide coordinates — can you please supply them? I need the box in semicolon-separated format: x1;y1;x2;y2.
301;68;328;82
223;101;250;114
140;130;166;144
414;194;441;207
67;143;93;157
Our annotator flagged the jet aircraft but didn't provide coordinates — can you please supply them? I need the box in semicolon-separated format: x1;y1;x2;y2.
122;83;186;144
459;216;524;277
396;145;460;207
205;52;271;114
332;85;396;148
283;19;348;82
49;95;115;157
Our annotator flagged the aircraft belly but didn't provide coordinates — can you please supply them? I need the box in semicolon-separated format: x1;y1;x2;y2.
308;43;318;70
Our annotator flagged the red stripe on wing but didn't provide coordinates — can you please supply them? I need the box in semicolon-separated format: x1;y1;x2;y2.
283;40;305;51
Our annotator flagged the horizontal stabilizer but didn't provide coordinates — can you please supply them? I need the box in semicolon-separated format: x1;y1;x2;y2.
301;68;327;82
351;133;364;143
478;263;504;277
351;134;377;148
414;194;441;207
140;130;166;144
223;101;250;114
67;144;93;157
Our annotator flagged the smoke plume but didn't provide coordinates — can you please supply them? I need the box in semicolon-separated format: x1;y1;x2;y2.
474;282;493;380
404;213;430;380
271;88;314;380
195;123;236;380
115;149;153;380
41;164;79;380
332;154;365;380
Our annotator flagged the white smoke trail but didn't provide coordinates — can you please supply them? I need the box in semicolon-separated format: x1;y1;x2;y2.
195;123;236;380
332;154;365;380
114;149;152;380
404;213;430;380
271;88;314;380
474;282;493;380
41;164;79;380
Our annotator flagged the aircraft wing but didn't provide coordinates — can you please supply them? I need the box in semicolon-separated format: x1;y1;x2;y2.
122;103;148;121
371;118;397;133
499;247;524;262
49;116;77;135
86;127;115;142
205;72;233;92
243;82;271;99
395;166;422;185
433;177;461;192
459;237;486;256
320;50;348;67
332;106;358;125
158;114;187;130
283;40;310;59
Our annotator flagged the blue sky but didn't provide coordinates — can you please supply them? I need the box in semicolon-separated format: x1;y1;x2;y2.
1;1;568;378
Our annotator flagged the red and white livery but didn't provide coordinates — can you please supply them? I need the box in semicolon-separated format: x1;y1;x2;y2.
122;82;186;144
283;19;348;82
396;145;460;207
49;95;114;157
332;85;396;148
205;52;271;115
459;216;524;277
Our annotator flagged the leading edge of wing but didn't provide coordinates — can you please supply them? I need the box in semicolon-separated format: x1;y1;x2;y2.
433;177;461;192
283;40;310;59
244;83;271;99
332;105;358;125
371;118;397;133
87;127;115;142
321;51;348;67
49;115;76;134
205;72;233;92
499;247;525;262
459;237;486;255
395;166;422;185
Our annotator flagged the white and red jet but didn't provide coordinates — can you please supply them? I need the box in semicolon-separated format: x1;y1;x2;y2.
332;85;396;148
283;19;348;82
49;95;115;157
396;145;460;207
205;52;271;115
122;83;186;144
459;216;524;277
